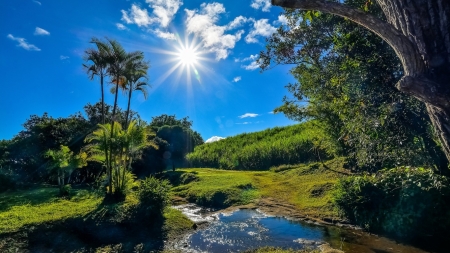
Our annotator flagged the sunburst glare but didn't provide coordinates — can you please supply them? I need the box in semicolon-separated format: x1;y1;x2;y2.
178;46;198;66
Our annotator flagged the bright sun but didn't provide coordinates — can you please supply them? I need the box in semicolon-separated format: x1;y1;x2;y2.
177;47;198;65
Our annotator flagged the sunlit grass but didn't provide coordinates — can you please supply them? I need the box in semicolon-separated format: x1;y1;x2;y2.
163;207;194;238
172;158;348;217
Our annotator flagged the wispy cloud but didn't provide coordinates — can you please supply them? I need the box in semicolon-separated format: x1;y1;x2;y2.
121;0;181;40
116;23;128;30
60;55;69;60
205;136;225;143
232;76;242;82
34;27;50;36
7;34;40;51
246;19;277;43
226;16;251;30
239;113;259;119
32;0;41;5
185;3;244;60
236;122;251;125
242;61;259;70
235;54;258;63
153;29;176;40
250;0;271;12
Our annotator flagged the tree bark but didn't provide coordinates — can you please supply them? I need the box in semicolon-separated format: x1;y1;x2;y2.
272;0;450;161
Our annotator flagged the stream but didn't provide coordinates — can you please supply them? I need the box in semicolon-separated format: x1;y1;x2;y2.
168;204;442;253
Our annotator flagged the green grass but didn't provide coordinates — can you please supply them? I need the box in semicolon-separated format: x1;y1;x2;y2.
163;207;194;238
171;158;349;218
171;169;261;207
243;247;320;253
0;187;102;234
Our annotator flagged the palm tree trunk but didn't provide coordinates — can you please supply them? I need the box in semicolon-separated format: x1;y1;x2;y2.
101;74;105;125
125;88;133;128
108;74;120;195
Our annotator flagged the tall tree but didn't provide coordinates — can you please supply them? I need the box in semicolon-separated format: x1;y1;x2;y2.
271;0;450;162
260;3;446;170
83;45;108;124
121;59;150;128
90;38;143;194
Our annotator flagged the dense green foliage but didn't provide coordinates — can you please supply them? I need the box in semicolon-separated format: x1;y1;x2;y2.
187;121;337;170
133;114;204;174
136;177;171;220
334;167;450;238
259;0;446;171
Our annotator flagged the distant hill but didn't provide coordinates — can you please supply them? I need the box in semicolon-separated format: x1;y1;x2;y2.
186;121;337;170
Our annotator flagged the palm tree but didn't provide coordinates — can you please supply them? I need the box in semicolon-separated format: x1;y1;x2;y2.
114;59;150;128
83;42;109;124
90;38;141;194
84;120;157;195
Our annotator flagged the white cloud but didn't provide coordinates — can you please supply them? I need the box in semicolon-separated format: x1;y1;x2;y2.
121;4;153;27
243;54;258;62
275;14;288;25
227;16;251;30
7;34;40;51
236;122;251;125
60;55;69;60
153;29;176;40
121;1;182;40
34;27;50;36
251;0;271;12
245;19;277;43
185;3;244;60
205;136;225;143
239;113;259;119
235;54;258;62
116;23;128;30
146;0;183;27
232;76;241;82
242;61;260;70
32;0;41;5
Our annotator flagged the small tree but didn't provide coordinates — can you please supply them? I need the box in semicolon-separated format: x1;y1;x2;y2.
84;120;157;198
44;145;87;195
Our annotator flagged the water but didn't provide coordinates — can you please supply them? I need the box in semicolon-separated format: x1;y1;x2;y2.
171;204;437;253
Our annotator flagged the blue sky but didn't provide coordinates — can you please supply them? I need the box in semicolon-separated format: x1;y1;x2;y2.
1;0;298;142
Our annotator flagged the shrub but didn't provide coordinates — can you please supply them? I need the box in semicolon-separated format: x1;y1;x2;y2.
0;169;16;193
334;167;450;238
137;177;171;220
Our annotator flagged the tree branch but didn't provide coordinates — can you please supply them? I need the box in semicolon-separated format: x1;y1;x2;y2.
271;0;450;110
271;0;424;76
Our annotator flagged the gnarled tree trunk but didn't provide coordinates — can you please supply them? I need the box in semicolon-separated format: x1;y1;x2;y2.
272;0;450;161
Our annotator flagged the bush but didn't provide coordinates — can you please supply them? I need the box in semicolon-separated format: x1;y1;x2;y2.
334;167;450;238
59;184;72;198
137;177;171;220
0;169;16;193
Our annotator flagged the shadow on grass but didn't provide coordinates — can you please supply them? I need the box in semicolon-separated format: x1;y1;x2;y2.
0;186;60;211
1;199;169;253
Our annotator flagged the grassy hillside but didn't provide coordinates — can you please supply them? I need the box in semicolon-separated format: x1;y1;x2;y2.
187;121;338;171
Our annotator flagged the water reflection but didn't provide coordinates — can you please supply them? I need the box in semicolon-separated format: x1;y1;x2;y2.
173;205;434;253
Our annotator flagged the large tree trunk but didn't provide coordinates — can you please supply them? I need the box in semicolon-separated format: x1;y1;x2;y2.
272;0;450;161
